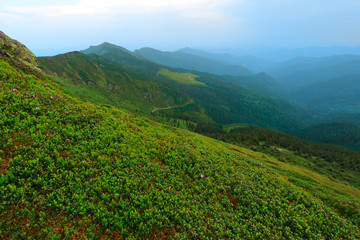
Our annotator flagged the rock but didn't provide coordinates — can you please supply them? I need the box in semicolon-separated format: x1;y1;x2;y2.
0;31;42;75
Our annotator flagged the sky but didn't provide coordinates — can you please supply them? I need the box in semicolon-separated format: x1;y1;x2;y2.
1;0;359;56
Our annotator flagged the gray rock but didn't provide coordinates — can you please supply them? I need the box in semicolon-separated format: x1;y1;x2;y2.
0;31;42;75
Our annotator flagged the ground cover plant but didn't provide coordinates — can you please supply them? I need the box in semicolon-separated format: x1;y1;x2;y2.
1;58;360;239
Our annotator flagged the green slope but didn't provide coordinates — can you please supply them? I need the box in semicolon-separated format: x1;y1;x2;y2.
1;58;360;239
1;33;360;239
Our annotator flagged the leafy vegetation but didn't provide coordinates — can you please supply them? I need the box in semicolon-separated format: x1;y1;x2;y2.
158;69;205;86
1;56;360;239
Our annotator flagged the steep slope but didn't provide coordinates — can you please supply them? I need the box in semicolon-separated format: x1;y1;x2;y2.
1;32;360;239
266;55;360;90
134;47;253;76
178;47;273;73
291;75;360;114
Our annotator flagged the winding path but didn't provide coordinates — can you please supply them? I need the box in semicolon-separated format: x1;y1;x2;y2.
151;99;194;113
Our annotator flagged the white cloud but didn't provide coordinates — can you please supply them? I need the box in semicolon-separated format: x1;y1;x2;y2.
3;0;233;18
0;12;19;18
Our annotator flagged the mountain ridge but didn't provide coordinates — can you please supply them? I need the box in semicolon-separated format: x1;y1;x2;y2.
134;47;253;76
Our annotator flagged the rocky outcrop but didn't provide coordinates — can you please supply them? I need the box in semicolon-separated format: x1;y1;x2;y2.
0;31;42;75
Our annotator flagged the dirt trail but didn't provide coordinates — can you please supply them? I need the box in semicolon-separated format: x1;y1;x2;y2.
151;99;194;113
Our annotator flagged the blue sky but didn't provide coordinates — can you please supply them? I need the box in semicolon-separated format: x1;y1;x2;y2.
1;0;359;56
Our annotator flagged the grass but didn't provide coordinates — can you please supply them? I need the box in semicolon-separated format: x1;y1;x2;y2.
158;69;206;86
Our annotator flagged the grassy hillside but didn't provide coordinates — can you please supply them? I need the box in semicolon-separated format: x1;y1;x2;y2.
1;55;360;239
158;69;205;86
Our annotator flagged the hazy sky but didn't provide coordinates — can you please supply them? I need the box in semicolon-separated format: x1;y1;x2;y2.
1;0;359;56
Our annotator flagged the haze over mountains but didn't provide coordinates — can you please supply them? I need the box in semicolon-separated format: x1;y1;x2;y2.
134;47;253;76
266;55;360;90
209;46;360;63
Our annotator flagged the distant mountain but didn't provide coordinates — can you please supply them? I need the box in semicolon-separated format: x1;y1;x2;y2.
266;55;360;90
134;47;253;76
178;47;273;73
291;75;360;114
212;46;360;62
83;44;282;96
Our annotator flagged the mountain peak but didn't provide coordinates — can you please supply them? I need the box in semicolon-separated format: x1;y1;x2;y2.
0;31;42;75
82;42;133;55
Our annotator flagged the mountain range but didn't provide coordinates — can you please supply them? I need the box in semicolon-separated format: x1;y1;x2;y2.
39;42;306;133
